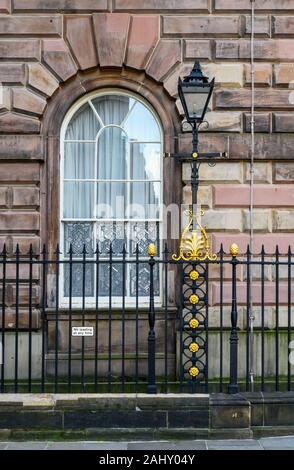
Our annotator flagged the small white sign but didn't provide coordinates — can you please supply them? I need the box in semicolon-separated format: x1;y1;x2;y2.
72;327;94;337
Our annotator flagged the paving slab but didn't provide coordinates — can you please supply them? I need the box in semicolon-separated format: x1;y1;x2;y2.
207;439;262;450
260;437;294;450
82;442;128;450
128;441;207;450
46;442;85;450
6;442;47;450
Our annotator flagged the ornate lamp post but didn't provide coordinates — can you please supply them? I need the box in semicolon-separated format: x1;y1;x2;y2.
168;62;228;391
170;62;226;262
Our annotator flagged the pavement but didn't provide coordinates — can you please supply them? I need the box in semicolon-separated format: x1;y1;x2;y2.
1;436;294;450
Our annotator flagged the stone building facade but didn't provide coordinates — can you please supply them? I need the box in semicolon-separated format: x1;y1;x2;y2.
0;1;294;383
1;1;294;256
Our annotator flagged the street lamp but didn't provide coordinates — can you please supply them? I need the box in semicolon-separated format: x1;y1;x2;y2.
170;61;227;262
178;61;215;153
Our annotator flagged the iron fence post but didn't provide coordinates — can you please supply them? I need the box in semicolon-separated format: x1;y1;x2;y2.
147;244;157;394
228;243;239;394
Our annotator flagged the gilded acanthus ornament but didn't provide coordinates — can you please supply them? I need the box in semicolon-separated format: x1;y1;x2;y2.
172;209;217;262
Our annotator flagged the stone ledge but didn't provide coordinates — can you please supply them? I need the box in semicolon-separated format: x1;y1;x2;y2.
0;392;293;439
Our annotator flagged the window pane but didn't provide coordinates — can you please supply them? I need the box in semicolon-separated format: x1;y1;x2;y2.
97;127;128;180
98;264;124;297
63;182;94;218
129;182;160;219
96;182;126;219
64;263;94;298
130;143;161;180
97;222;126;256
129;222;159;255
92;95;133;126
64;222;94;257
64;143;95;179
65;102;100;140
123;102;160;142
130;263;159;297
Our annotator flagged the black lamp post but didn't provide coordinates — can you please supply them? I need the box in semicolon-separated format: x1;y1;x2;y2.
178;62;215;218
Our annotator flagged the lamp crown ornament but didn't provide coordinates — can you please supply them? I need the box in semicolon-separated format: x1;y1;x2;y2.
182;61;209;84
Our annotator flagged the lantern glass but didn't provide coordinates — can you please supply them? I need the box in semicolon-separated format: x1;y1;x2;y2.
181;84;211;122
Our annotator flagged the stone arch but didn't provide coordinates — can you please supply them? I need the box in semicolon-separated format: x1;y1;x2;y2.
41;65;182;252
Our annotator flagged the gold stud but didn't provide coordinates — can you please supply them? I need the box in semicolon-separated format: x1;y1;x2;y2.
189;270;199;281
189;366;199;377
230;243;239;257
147;243;157;257
189;318;199;329
189;342;199;353
189;294;199;305
192;152;198;159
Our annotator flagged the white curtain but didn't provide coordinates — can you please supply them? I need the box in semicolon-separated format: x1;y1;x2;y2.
63;94;160;220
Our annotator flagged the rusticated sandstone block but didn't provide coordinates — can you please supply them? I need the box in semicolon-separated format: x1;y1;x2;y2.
183;185;212;208
213;185;294;208
164;62;243;97
13;0;108;11
0;39;40;60
178;133;294;161
245;113;270;133
273;113;294;132
0;0;9;13
0;163;40;182
125;16;159;69
0;135;43;160
216;39;294;61
42;39;77;81
0;113;40;134
12;236;40;253
0;86;10;111
184;40;212;60
146;40;181;81
93;13;130;67
244;63;272;87
0;15;61;36
0;64;25;84
273;210;294;231
12;88;47;116
214;0;294;11
212;233;294;255
243;209;272;232
28;63;59;97
244;163;272;184
211;282;294;306
12;187;40;208
114;0;209;11
65;15;97;70
202;63;244;87
245;15;270;37
202;210;242;232
0;187;7;207
0;212;39;231
162;15;240;37
11;285;39;306
274;163;294;182
202;111;242;132
183;162;242;183
215;89;294;109
274;64;294;85
273;16;294;37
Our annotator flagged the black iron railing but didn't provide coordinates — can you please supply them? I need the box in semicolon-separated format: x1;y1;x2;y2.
0;243;293;394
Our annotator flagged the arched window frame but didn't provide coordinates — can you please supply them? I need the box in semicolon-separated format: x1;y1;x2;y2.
59;89;164;307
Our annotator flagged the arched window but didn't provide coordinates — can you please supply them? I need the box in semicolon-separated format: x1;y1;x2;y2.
60;90;162;304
